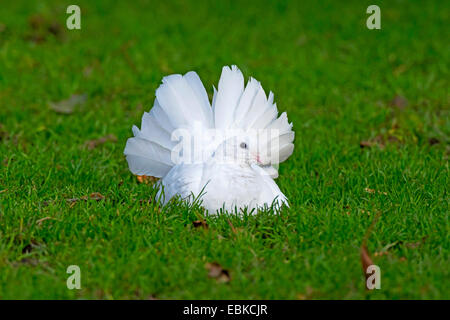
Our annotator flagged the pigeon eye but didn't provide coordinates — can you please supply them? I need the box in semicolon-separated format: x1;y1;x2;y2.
240;142;248;149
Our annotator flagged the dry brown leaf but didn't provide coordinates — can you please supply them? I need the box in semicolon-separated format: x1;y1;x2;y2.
25;14;65;44
428;137;440;146
193;220;209;229
296;286;314;300
364;187;388;195
364;188;375;194
136;175;159;184
359;140;373;148
47;22;61;36
22;239;41;254
81;192;105;201
36;216;57;226
66;192;105;206
360;210;382;290
360;245;374;289
374;251;389;257
393;64;407;76
205;262;231;283
390;95;408;109
49;94;87;114
360;135;386;149
85;134;117;150
405;236;427;248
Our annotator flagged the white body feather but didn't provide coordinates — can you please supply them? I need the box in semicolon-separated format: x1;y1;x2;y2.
124;65;294;214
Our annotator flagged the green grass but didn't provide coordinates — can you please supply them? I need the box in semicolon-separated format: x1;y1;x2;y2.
0;0;448;299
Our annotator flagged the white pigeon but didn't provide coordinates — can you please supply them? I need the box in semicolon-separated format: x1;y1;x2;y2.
124;65;294;214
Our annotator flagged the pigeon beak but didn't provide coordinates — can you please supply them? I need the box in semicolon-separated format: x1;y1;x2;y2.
255;154;263;165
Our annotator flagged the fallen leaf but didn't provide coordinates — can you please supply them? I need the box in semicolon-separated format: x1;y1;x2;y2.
49;94;87;114
66;192;105;206
405;236;427;249
22;239;41;254
16;257;42;266
296;286;314;300
47;22;61;36
205;262;231;283
81;192;105;201
364;188;375;194
393;64;407;76
136;175;159;184
387;135;400;143
36;216;60;226
193;220;209;229
85;134;117;150
428;138;440;146
390;95;408;109
359;140;373;148
360;245;374;289
360;210;382;290
360;135;385;149
381;241;399;251
374;241;399;256
374;251;389;257
26;14;64;44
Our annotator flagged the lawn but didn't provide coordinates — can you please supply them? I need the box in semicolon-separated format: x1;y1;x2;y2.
0;0;448;299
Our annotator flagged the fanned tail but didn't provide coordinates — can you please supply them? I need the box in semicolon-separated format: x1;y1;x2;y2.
124;71;213;177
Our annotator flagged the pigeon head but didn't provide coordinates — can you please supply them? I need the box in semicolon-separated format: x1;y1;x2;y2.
212;135;262;166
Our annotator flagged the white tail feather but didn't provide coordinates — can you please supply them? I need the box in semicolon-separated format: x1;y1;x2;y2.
124;65;294;183
124;138;173;177
125;71;214;177
213;65;244;129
